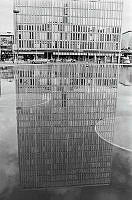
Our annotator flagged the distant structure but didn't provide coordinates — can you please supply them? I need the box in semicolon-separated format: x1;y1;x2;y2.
0;32;14;61
14;0;123;62
121;31;132;63
122;31;132;50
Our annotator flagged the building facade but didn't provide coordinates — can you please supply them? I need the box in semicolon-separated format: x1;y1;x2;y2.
14;0;123;188
14;0;123;62
0;32;14;61
121;31;132;63
122;31;132;50
16;63;118;188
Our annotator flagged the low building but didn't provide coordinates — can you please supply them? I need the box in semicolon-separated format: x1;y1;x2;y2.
122;31;132;50
0;32;14;61
121;31;132;63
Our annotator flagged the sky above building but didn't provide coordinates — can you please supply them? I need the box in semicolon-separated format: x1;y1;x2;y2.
0;0;131;33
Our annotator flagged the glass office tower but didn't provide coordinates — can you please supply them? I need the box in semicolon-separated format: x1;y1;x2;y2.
14;0;123;188
16;63;118;188
13;0;123;61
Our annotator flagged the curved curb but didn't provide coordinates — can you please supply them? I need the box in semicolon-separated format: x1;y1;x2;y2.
95;119;132;153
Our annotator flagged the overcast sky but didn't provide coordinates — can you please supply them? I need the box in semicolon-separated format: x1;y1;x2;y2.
0;0;131;33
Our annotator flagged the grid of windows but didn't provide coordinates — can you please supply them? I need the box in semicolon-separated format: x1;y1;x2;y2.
16;63;118;188
14;0;123;59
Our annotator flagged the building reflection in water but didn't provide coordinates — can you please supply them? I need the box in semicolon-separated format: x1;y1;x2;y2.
15;63;118;188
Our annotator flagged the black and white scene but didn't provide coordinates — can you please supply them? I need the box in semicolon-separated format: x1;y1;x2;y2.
0;0;132;199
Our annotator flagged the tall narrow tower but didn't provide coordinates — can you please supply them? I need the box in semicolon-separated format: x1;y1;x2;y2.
14;0;123;188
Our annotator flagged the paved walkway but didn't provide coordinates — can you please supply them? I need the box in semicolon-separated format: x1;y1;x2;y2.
95;84;132;152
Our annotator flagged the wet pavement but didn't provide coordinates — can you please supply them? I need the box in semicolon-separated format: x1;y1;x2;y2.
0;76;132;199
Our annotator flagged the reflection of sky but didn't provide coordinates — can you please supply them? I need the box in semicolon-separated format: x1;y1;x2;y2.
0;78;132;200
